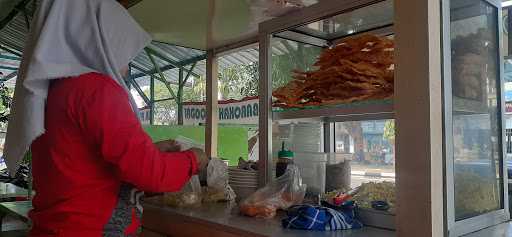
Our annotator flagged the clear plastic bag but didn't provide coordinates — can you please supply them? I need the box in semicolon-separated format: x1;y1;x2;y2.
203;158;236;202
159;136;205;207
237;157;258;171
239;165;306;218
247;0;307;33
163;175;202;207
174;136;205;151
250;0;306;18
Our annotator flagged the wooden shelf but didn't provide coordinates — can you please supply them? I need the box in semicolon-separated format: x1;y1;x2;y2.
272;99;394;122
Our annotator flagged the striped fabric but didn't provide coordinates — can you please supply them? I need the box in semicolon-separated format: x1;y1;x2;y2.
282;205;363;231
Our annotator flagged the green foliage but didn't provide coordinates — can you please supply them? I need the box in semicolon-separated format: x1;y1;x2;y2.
0;83;12;126
383;120;395;142
155;82;177;125
271;40;322;89
182;75;206;102
218;63;258;100
146;41;322;125
147;63;259;125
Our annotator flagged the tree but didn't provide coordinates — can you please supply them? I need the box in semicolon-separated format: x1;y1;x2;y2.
0;83;13;130
143;41;322;125
144;73;209;125
383;120;395;153
182;75;206;102
218;63;258;100
152;82;178;125
345;121;365;162
271;40;322;90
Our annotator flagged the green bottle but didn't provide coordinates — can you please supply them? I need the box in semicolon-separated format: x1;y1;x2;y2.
276;141;294;178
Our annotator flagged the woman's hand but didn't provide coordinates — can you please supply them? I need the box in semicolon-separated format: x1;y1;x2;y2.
154;139;181;152
189;148;209;172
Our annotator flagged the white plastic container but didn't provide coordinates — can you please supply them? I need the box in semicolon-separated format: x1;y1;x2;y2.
293;152;327;195
326;153;352;165
294;152;352;194
325;153;351;192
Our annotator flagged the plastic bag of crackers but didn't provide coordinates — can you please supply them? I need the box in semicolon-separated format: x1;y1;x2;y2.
239;165;306;218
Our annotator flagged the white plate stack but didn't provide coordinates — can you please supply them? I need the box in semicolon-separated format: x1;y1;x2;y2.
228;167;258;201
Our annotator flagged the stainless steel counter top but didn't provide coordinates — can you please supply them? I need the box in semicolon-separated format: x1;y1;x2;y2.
142;200;396;237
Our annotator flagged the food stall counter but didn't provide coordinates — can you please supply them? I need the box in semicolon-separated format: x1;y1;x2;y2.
141;201;395;237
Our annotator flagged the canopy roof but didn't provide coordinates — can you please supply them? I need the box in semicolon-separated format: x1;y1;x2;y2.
0;0;325;90
128;0;319;50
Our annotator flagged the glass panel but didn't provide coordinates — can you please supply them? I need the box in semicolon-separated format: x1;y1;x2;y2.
506;2;512;151
270;37;323;109
293;0;393;40
217;46;259;164
270;119;396;204
334;120;395;190
450;0;502;221
270;31;394;111
141;60;207;125
505;59;512;82
506;83;512;163
153;101;177;125
271;37;322;89
504;8;509;56
272;121;325;194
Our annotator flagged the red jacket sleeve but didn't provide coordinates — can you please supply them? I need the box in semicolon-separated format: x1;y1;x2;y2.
77;74;198;193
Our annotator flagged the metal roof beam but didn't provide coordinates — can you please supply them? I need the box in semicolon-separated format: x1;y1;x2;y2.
0;65;18;71
153;97;174;103
0;0;31;32
145;47;180;68
145;48;177;100
130;63;182;86
130;63;151;75
144;47;201;76
126;77;150;106
0;71;17;82
0;54;21;61
0;44;22;57
131;54;206;79
181;61;197;87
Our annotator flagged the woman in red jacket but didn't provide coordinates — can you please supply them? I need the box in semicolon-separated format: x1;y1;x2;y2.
3;0;208;236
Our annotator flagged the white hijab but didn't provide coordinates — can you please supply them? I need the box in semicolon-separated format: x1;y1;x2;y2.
4;0;151;175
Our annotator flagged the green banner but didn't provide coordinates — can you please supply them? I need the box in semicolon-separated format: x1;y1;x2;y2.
143;125;248;166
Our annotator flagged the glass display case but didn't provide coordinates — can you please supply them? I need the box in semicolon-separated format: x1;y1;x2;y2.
267;0;394;120
258;0;397;230
271;119;395;195
259;0;395;182
443;0;509;235
258;0;509;233
335;120;395;189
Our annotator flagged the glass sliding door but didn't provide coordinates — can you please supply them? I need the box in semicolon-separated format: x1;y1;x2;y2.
443;0;509;235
